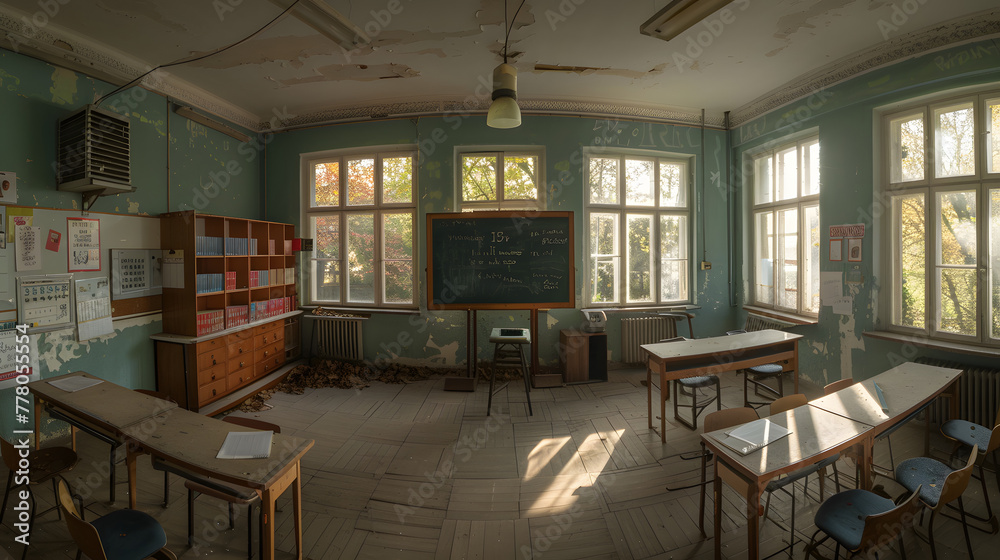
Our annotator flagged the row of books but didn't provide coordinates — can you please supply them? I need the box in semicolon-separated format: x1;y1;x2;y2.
196;236;225;256
197;235;288;256
225;271;237;291
226;305;249;328
196;273;225;294
224;237;258;256
249;297;296;322
196;309;225;336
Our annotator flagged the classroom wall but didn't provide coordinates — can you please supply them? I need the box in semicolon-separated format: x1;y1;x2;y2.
732;39;1000;385
0;47;261;439
264;116;738;368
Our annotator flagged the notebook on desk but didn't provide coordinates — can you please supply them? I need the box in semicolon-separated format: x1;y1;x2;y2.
714;419;792;456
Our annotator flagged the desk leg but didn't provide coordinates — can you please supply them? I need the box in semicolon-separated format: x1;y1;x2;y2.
660;381;667;444
126;444;138;509
713;463;722;560
262;487;275;560
293;462;303;559
860;436;873;490
647;362;652;430
745;480;760;560
791;342;800;395
262;462;302;560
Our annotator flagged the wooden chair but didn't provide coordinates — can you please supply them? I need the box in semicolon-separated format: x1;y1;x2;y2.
726;327;794;410
769;393;808;415
56;478;177;560
823;378;855;395
806;484;923;559
895;445;979;560
698;407;759;535
1;437;78;560
940;404;1000;533
184;416;281;560
660;337;721;430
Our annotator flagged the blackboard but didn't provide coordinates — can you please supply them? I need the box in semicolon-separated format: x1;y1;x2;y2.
427;211;575;309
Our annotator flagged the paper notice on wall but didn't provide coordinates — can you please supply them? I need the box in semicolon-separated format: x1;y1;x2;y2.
0;325;39;390
15;225;41;271
7;207;32;244
75;277;114;341
162;250;184;289
820;272;842;306
832;296;853;316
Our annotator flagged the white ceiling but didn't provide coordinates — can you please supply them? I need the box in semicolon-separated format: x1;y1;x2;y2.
1;0;998;131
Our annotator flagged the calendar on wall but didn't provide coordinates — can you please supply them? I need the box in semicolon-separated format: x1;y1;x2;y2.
17;274;74;330
110;249;163;300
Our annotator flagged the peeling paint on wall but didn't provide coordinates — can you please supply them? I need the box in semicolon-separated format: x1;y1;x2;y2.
49;67;77;105
279;63;419;85
424;334;460;365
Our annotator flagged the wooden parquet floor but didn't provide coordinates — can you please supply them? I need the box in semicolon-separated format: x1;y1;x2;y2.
2;368;996;559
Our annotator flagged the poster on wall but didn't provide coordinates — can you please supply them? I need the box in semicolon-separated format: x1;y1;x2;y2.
76;277;114;341
17;274;74;330
0;171;17;205
67;217;101;272
15;225;41;271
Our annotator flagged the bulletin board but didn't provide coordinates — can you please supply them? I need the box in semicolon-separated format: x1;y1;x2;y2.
0;205;162;323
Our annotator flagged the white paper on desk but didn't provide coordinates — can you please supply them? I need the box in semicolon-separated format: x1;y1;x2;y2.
717;419;792;455
821;272;842;305
48;376;103;392
217;431;273;459
832;296;853;315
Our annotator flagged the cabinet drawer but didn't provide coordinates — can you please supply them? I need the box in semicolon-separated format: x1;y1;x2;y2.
198;377;228;405
197;349;226;371
196;337;225;355
197;362;227;387
254;341;283;364
227;329;252;342
227;338;253;359
255;353;285;377
227;367;253;392
253;321;281;336
256;327;283;346
228;355;252;373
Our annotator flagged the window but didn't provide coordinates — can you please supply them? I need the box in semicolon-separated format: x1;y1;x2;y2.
303;148;416;307
585;152;690;305
750;135;821;316
460;150;543;210
883;92;1000;345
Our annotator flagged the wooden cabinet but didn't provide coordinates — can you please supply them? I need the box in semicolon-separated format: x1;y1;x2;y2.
153;211;301;410
559;330;608;384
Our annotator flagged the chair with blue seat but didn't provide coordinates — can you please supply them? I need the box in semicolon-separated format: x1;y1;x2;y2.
895;445;978;560
698;406;759;535
806;484;923;559
726;329;792;409
57;477;177;560
659;337;721;430
939;404;1000;533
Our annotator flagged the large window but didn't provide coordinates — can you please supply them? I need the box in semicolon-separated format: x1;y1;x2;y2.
460;150;543;210
749;135;821;316
882;91;1000;345
303;148;416;307
585;151;691;305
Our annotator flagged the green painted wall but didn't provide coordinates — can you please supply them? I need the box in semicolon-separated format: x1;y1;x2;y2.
264;115;737;368
733;39;1000;385
0;47;260;440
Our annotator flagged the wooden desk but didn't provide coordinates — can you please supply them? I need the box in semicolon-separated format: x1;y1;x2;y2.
123;407;313;560
642;330;802;442
702;362;961;560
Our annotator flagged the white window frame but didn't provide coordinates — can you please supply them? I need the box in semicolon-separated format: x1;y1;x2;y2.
301;145;417;308
748;132;821;317
879;88;1000;347
584;149;693;307
457;147;545;211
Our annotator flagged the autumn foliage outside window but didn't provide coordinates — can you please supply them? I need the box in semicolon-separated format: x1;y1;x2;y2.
306;150;415;307
883;92;1000;345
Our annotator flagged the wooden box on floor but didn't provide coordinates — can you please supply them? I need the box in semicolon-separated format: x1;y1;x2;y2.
559;330;608;384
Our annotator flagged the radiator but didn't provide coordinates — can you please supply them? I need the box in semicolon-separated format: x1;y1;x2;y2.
621;317;679;364
919;357;1000;428
313;317;365;361
745;313;795;332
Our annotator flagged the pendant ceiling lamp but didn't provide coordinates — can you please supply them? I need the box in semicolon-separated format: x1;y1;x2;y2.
487;0;526;129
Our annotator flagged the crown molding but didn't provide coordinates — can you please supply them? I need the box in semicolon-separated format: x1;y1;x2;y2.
729;9;1000;127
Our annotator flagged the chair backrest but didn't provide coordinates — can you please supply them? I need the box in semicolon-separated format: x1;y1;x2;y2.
223;416;281;434
657;336;687;344
769;394;808;416
704;407;758;434
57;478;109;560
858;484;923;554
987;425;1000;455
660;312;695;338
937;444;979;510
823;378;855;395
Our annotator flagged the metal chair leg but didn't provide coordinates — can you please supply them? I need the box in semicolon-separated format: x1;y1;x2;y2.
698;442;708;536
188;488;196;547
518;344;532;416
487;344;499;416
958;496;975;560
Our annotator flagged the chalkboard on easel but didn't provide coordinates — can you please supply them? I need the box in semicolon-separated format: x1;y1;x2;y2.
427;211;575;309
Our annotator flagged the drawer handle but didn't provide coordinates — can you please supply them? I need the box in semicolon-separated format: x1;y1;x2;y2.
239;347;244;354
211;374;216;381
212;389;217;396
263;350;269;357
212;359;217;365
240;361;246;368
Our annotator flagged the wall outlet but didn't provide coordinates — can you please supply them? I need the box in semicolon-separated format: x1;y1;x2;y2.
700;261;712;270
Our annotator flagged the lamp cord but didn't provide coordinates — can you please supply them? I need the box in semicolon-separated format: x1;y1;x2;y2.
502;0;527;63
95;0;304;108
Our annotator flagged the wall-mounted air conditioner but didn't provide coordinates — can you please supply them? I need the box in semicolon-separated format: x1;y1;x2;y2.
57;105;133;199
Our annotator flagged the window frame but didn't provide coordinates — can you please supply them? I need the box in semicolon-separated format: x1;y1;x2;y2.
457;146;546;211
301;146;417;309
583;149;693;307
747;133;821;317
879;89;1000;347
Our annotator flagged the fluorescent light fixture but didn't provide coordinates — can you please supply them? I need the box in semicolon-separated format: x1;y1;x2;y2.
640;0;735;42
174;106;251;143
270;0;370;49
487;63;520;129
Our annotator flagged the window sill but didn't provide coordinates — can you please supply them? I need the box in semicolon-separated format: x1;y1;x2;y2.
742;306;818;326
863;331;1000;359
593;305;701;313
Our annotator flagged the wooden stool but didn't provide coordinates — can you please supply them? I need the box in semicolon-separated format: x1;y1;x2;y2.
486;328;533;416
